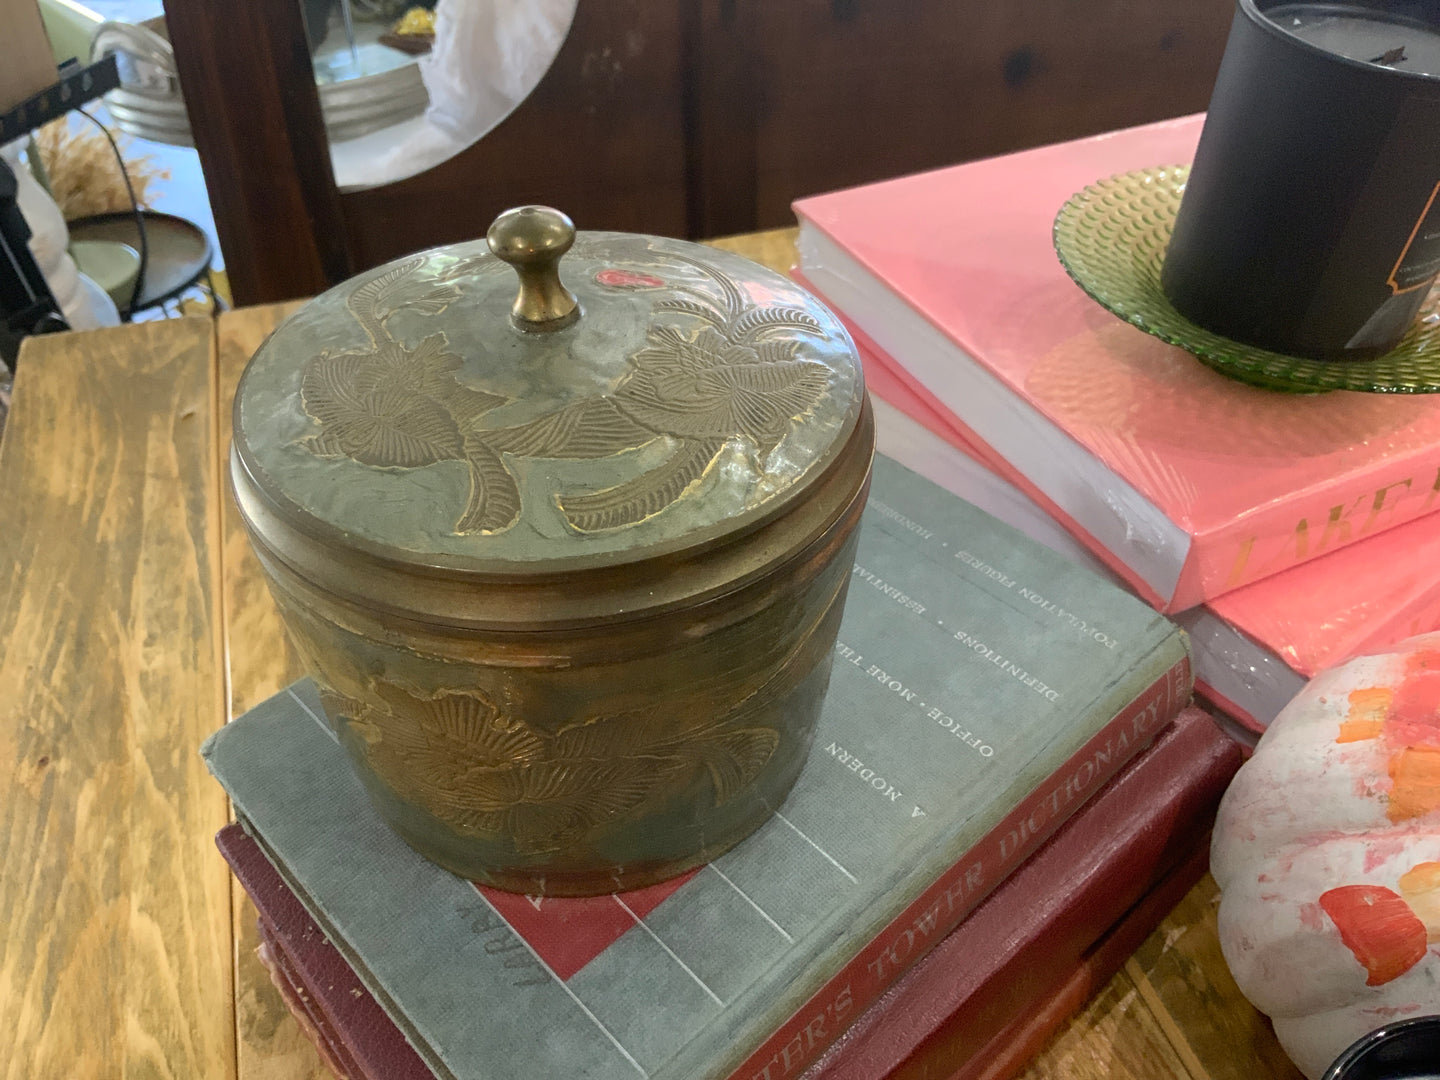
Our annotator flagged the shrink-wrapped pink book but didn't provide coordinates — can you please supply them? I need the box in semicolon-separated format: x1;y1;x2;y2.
793;114;1440;613
855;328;1440;734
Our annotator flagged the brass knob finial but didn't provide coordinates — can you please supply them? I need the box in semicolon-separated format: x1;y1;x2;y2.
487;206;580;332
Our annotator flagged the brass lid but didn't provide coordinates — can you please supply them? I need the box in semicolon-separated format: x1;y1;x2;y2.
233;207;865;589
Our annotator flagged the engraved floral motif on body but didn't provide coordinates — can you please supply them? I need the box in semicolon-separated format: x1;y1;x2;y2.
286;519;853;855
320;678;780;854
297;244;831;535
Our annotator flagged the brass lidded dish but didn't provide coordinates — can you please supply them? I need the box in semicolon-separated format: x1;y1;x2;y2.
232;207;874;895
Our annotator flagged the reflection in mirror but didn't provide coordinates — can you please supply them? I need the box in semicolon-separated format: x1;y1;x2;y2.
329;0;578;192
87;0;423;146
86;0;575;191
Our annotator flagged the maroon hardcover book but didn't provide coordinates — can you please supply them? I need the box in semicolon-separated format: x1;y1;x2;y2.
219;703;1240;1080
800;701;1240;1079
255;933;371;1080
221;829;435;1080
945;839;1211;1080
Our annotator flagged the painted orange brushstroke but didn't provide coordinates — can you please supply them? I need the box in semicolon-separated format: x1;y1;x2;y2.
1345;652;1440;819
1387;747;1440;822
1319;884;1429;986
1338;718;1385;743
1340;687;1392;743
1398;861;1440;943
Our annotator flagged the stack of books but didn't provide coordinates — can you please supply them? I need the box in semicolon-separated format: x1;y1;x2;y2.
793;113;1440;738
206;454;1237;1079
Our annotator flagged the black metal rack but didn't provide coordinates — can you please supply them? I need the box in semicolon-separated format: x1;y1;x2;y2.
0;56;119;145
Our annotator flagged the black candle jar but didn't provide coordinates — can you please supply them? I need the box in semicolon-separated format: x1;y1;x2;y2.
1162;0;1440;361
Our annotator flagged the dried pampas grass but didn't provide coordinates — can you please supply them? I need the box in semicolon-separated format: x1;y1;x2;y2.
33;117;170;221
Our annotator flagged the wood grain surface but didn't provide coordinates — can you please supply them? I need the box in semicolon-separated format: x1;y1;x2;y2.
1125;877;1305;1080
216;302;325;1080
0;319;234;1079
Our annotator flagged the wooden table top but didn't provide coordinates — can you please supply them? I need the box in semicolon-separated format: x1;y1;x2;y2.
0;229;1305;1080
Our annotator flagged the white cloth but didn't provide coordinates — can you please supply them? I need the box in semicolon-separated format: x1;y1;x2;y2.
2;140;121;331
332;0;577;191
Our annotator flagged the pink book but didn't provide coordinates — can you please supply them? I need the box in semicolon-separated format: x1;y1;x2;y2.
793;114;1440;613
851;322;1440;734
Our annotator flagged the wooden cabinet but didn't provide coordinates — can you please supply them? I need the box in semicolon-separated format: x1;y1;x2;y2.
689;0;1234;236
162;0;1234;305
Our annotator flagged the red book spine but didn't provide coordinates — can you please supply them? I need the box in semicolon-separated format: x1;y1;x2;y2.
255;930;366;1080
807;702;1239;1079
728;655;1192;1080
946;840;1212;1080
219;828;437;1080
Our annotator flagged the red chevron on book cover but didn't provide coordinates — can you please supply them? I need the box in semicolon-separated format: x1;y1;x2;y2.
479;871;700;982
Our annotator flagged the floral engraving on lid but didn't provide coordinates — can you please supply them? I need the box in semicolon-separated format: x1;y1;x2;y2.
298;244;831;536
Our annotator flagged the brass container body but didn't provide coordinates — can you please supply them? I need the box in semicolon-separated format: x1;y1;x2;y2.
231;208;873;894
236;408;872;894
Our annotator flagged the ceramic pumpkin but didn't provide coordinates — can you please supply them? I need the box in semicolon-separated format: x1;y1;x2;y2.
1212;631;1440;1079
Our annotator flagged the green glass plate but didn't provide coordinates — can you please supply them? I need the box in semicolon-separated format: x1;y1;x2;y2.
1053;165;1440;394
